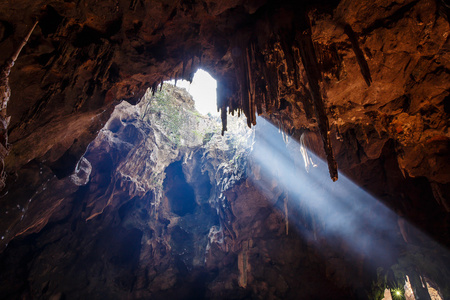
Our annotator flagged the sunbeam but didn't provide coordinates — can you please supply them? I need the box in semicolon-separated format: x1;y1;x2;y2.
251;118;399;263
250;117;449;297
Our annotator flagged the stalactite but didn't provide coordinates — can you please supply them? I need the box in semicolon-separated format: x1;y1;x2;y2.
315;43;343;80
188;56;198;83
219;14;338;181
231;35;253;128
251;42;264;117
344;24;372;87
430;182;450;212
151;81;157;95
0;20;38;191
262;56;278;114
256;92;263;115
245;46;256;125
295;26;338;181
279;36;298;88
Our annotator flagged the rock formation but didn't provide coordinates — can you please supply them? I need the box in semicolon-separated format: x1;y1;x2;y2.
0;20;38;190
0;0;449;299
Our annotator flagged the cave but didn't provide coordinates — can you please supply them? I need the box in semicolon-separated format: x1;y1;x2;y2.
0;0;449;299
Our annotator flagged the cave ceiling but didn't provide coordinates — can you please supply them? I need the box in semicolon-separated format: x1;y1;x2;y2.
0;0;448;184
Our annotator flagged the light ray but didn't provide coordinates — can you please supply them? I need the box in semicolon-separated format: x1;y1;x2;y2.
250;117;448;272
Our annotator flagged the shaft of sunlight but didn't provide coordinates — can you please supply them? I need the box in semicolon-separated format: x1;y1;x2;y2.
250;117;406;266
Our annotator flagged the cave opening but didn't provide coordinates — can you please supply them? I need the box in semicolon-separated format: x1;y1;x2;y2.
166;69;219;116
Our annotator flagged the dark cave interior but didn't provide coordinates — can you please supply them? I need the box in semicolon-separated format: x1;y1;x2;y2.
164;160;200;217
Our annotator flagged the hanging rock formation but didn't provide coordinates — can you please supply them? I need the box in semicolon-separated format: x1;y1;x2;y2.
0;20;38;190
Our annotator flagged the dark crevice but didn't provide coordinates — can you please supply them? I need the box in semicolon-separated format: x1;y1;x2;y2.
443;94;450;114
39;5;64;37
0;20;14;43
72;16;122;48
49;144;80;179
164;161;197;216
72;26;104;47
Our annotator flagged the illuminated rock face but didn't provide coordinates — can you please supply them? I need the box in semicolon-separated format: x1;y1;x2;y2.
0;0;449;298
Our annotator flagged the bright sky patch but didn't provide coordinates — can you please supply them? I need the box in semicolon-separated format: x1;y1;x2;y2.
166;69;218;116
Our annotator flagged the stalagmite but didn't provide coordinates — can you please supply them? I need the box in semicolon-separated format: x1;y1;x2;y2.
238;240;250;288
408;271;432;300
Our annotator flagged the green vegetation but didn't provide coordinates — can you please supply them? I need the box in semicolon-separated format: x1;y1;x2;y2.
368;244;450;299
149;172;162;187
142;87;185;146
140;85;221;148
369;267;405;300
